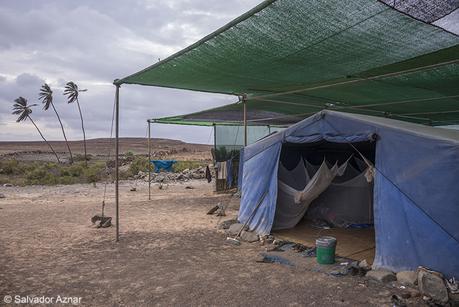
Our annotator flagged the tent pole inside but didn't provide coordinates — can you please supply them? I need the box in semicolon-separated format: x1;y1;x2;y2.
243;95;248;146
148;119;151;201
114;83;120;242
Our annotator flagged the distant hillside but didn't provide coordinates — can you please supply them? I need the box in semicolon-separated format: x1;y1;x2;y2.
0;137;211;156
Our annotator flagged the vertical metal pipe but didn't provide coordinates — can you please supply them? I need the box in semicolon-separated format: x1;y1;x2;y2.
115;84;120;242
213;123;217;192
148;120;151;200
243;95;248;147
213;123;217;161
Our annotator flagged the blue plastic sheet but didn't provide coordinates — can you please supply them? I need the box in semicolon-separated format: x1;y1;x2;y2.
150;160;177;173
238;111;459;277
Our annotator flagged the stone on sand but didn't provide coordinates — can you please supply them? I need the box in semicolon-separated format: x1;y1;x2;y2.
366;270;396;283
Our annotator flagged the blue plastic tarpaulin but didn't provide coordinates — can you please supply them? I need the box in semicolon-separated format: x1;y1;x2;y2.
150;160;177;173
238;110;459;278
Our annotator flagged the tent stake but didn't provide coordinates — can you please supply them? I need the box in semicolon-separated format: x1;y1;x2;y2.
148;119;151;200
115;84;120;242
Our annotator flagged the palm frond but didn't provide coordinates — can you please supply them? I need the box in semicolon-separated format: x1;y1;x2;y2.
64;81;79;104
12;97;33;122
39;83;53;110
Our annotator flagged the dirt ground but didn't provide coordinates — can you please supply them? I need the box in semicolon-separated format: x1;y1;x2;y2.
0;180;422;306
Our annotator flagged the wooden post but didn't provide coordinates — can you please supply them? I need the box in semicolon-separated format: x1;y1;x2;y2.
148;120;151;200
243;95;248;147
115;83;120;242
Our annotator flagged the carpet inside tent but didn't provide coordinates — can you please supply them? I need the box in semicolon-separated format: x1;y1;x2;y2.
274;219;375;264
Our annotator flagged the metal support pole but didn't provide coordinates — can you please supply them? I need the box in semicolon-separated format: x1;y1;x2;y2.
213;123;217;192
213;123;217;161
243;95;248;147
148;120;151;200
115;84;120;242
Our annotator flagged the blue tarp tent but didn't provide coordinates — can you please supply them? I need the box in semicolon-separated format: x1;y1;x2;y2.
238;110;459;277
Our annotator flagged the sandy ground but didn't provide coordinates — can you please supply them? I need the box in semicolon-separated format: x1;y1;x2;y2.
0;180;422;306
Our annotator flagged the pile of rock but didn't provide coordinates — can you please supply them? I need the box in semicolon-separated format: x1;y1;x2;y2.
366;266;458;305
135;167;208;183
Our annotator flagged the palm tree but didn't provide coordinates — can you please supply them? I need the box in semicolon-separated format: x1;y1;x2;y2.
39;83;74;163
12;97;61;163
64;81;87;166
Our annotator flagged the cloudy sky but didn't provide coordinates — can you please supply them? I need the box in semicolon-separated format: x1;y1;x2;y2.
0;0;261;144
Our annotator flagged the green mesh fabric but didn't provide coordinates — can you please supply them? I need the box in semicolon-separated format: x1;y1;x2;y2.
213;125;283;161
120;0;459;126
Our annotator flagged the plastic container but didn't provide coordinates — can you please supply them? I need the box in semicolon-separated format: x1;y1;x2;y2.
316;236;337;264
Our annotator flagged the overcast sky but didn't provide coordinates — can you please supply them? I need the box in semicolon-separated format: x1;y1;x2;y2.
0;0;261;144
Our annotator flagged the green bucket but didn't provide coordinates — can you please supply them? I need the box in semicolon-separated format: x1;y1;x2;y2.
316;236;337;264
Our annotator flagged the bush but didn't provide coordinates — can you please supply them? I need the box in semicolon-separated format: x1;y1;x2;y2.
74;154;92;162
173;161;207;173
83;163;104;183
0;160;21;175
129;156;151;176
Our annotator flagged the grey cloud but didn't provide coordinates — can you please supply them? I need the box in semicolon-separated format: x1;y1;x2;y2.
0;0;261;143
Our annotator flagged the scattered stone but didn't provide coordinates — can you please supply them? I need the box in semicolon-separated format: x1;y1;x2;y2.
0;193;5;199
358;259;370;270
446;277;459;294
417;267;449;304
137;166;209;183
399;291;411;299
218;219;237;230
215;203;226;216
265;245;279;252
390;294;407;307
3;183;13;187
449;292;459;306
207;205;219;215
265;235;275;244
240;230;259;243
396;271;417;286
91;215;112;228
366;269;397;283
227;223;248;236
348;262;368;277
185;186;194;189
130;187;137;192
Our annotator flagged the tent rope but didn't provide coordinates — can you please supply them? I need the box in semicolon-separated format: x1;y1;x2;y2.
101;91;117;211
324;118;459;245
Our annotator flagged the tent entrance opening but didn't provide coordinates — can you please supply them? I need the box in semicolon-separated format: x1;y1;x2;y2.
273;140;376;264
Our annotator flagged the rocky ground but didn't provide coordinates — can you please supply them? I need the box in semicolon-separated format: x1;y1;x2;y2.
1;180;456;306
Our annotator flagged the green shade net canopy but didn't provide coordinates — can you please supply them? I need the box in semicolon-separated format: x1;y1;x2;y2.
118;0;459;126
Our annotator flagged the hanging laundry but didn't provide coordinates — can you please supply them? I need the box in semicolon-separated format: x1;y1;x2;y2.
217;161;227;179
205;165;212;183
273;157;351;230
